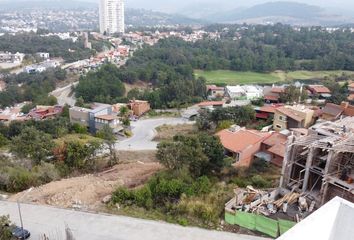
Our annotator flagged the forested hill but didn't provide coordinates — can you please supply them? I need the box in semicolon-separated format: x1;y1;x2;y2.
76;24;354;108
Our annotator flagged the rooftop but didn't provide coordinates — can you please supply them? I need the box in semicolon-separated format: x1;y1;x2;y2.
308;85;331;94
217;128;270;153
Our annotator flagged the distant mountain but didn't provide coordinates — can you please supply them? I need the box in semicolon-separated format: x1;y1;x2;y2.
205;1;354;26
126;9;204;27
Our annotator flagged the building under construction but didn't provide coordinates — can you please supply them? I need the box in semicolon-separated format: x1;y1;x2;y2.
280;117;354;205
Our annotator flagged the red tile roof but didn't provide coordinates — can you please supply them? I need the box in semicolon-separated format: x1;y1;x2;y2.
276;107;305;122
216;129;270;153
262;132;287;147
271;87;285;94
308;85;331;94
95;114;117;121
206;85;224;91
322;103;344;118
268;143;286;158
264;95;280;101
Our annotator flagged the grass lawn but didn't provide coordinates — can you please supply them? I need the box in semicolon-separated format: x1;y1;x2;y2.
54;134;102;146
194;70;282;85
195;69;354;85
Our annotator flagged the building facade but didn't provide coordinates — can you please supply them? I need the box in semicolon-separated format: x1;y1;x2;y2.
99;0;125;35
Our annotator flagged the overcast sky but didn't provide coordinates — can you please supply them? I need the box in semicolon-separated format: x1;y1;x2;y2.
122;0;354;12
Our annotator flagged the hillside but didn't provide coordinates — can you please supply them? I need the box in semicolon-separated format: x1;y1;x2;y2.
206;1;354;26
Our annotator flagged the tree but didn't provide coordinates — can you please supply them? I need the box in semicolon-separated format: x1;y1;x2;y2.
10;127;55;164
75;97;85;107
157;134;227;178
97;125;118;167
0;215;12;240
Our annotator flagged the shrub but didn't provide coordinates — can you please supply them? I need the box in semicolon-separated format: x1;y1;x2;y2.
250;175;271;188
5;167;38;192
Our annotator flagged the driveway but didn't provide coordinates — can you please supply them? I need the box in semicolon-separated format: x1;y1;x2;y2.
116;118;193;151
0;201;269;240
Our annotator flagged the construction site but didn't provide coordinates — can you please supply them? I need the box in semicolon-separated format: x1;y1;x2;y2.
225;117;354;238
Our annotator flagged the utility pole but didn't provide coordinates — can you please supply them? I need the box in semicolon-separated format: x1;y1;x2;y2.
17;188;33;239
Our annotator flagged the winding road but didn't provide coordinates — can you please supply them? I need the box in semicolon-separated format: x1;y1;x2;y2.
116;117;193;151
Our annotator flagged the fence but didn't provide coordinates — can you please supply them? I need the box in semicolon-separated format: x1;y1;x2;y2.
225;211;296;238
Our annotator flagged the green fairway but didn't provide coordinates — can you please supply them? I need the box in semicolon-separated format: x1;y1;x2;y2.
195;70;354;85
194;70;282;85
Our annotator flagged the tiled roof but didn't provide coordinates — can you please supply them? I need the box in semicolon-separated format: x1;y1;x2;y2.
308;85;331;94
95;114;117;121
271;87;285;93
262;132;287;147
276;107;305;122
264;95;280;101
216;129;270;153
322;103;343;118
268;143;286;158
207;85;224;91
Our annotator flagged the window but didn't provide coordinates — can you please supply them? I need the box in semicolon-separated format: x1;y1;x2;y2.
279;115;286;121
276;124;282;129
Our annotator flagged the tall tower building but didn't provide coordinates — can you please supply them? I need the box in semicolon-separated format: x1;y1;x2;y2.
99;0;125;35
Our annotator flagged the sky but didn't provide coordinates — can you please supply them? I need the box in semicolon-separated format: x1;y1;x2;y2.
122;0;354;12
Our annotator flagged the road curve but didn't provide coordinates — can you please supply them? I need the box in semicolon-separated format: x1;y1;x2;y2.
0;201;269;240
116;117;193;151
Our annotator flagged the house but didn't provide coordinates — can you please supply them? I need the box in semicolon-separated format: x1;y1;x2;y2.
36;52;50;60
255;104;283;120
216;126;271;167
259;132;287;167
307;85;331;100
206;85;224;99
69;103;122;133
348;82;354;93
320;102;354;121
273;105;315;132
226;86;246;99
128;100;150;117
226;85;263;100
263;86;285;103
28;105;63;120
0;51;25;63
198;101;224;111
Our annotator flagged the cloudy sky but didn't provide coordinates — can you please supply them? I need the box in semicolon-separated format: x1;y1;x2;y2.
122;0;354;12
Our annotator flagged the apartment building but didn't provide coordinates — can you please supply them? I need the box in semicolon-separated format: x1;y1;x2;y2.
99;0;125;35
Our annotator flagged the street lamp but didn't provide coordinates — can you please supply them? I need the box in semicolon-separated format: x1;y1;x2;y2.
17;188;33;239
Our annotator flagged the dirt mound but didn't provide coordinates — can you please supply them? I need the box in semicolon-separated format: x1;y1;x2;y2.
9;161;161;210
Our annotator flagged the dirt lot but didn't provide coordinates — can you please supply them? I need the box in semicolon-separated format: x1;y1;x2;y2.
153;124;196;141
9;151;161;211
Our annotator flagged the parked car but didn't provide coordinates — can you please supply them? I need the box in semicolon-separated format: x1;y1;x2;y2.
11;226;31;239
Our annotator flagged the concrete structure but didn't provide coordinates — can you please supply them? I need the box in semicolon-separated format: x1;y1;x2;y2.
277;197;354;240
36;52;50;60
273;105;315;132
280;117;354;206
0;51;25;63
69;103;122;133
128;100;150;117
99;0;125;35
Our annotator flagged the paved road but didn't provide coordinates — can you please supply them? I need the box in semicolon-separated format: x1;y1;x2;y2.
116;118;193;151
0;201;269;240
50;82;78;106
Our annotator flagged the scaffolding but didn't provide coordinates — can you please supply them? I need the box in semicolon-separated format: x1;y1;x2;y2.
280;117;354;206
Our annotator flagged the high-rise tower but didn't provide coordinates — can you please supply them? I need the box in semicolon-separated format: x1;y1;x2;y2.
99;0;125;35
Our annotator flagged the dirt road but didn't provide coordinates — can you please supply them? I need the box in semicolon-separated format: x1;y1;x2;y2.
9;151;161;210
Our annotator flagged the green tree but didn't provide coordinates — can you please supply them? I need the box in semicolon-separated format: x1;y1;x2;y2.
0;215;12;240
97;125;118;167
11;127;55;164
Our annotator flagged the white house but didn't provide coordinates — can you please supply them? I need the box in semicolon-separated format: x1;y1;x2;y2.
226;85;263;100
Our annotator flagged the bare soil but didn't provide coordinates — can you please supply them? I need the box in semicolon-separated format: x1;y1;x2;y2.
9;151;161;211
153;124;196;141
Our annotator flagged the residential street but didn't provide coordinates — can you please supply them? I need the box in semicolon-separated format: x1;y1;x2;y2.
50;82;78;106
0;201;269;240
116;117;193;151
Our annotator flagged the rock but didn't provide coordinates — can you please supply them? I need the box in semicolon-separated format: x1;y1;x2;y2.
102;195;112;204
